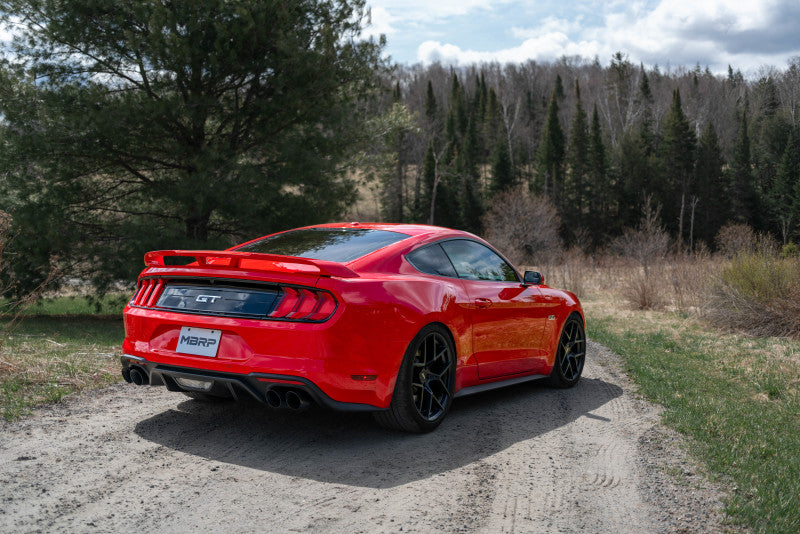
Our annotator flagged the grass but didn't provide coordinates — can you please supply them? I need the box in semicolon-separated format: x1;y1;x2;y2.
2;293;131;316
1;308;125;421
585;296;800;533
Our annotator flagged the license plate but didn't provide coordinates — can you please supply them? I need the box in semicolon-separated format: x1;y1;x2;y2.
176;326;221;357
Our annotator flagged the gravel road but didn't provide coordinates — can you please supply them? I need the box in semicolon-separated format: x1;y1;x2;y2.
0;341;732;533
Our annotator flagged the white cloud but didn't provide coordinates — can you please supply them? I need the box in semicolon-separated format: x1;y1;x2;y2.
418;35;601;66
368;0;515;22
414;0;800;73
510;16;584;40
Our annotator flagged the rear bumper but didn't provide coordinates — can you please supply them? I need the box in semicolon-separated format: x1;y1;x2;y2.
121;354;381;412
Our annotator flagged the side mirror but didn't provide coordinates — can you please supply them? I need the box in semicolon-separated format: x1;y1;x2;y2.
523;270;544;285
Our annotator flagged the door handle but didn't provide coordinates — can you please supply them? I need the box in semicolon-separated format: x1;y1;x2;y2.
474;298;492;309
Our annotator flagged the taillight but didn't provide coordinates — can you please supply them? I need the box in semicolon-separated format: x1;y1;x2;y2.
269;287;337;322
130;278;165;308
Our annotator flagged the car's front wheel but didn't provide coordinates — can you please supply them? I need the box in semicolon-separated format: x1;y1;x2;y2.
548;313;586;388
374;324;455;432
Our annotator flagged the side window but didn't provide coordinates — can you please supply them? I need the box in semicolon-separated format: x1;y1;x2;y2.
440;240;518;282
406;244;458;278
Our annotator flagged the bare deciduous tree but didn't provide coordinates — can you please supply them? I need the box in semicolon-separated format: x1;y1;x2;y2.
482;185;562;266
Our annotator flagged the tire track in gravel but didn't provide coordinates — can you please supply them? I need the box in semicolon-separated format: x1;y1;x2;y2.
0;341;730;533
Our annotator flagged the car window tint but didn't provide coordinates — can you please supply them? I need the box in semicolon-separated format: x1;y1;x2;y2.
234;228;409;263
406;244;457;278
440;240;518;282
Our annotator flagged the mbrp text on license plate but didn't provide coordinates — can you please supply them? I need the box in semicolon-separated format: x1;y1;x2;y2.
176;326;221;357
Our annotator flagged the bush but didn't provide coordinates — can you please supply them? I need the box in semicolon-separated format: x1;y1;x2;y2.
706;250;800;337
613;198;670;310
482;186;562;266
781;242;799;258
715;223;756;258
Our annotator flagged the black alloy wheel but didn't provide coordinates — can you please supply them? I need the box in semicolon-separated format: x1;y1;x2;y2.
548;314;586;388
411;330;454;421
374;324;455;432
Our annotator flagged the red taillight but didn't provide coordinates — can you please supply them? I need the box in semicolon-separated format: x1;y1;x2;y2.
286;289;318;319
131;278;164;308
270;287;300;318
306;292;337;321
269;287;336;322
145;279;165;307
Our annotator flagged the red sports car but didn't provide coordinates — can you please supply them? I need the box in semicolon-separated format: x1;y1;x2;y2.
121;223;585;432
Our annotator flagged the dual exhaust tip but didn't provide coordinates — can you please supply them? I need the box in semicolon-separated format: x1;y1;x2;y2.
266;388;311;411
124;366;312;411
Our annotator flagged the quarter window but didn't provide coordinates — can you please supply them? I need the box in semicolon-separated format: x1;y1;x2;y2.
440;240;518;282
406;244;458;278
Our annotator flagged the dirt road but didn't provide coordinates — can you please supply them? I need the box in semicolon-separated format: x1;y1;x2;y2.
0;342;728;533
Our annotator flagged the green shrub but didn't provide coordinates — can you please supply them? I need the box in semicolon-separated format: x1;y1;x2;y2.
781;242;799;258
707;251;800;337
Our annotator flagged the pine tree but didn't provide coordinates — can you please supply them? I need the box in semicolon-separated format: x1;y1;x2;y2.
491;134;514;194
587;103;609;244
693;122;728;247
554;74;565;101
659;88;696;242
536;88;565;203
565;80;590;230
0;0;384;293
773;132;800;243
422;141;437;224
424;80;438;125
730;110;758;224
460;113;484;232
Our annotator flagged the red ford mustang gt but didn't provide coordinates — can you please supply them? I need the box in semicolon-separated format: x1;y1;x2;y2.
121;223;585;432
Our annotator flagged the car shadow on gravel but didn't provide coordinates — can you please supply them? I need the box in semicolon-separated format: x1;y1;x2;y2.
133;377;622;489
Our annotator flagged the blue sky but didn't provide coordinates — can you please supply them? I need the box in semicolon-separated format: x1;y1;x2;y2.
364;0;800;75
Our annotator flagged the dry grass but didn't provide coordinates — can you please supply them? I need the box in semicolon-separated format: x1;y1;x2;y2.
1;317;123;420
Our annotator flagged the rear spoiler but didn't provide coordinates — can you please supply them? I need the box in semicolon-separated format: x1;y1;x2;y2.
143;250;359;278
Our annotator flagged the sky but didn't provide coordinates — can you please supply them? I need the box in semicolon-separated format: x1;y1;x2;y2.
363;0;800;75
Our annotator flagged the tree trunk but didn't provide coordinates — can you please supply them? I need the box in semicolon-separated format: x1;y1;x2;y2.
677;193;685;251
185;211;211;242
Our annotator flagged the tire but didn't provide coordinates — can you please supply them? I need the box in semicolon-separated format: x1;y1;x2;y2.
373;324;456;433
181;390;233;402
548;313;586;388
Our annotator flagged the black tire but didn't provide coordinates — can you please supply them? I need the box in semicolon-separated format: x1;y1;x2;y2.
181;391;233;402
373;324;456;433
548;314;586;388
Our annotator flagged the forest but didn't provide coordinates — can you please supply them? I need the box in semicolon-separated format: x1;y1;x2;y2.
0;0;799;295
367;54;800;256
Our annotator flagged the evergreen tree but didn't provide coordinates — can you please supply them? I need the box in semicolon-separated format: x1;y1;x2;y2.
422;141;437;224
459;113;484;233
536;89;565;203
773;132;800;243
693;122;728;247
659;88;696;242
730;110;758;224
587;103;609;244
491;134;514;194
0;0;383;293
565;80;590;231
424;80;438;125
554;74;565;101
614;129;652;232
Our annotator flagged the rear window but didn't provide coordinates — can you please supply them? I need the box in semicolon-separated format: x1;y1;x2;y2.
234;228;409;263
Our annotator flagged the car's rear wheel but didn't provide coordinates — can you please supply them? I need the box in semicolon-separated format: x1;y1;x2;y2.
374;324;455;433
548;314;586;388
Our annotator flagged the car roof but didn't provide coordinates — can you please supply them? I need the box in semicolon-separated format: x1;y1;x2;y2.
305;222;459;238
